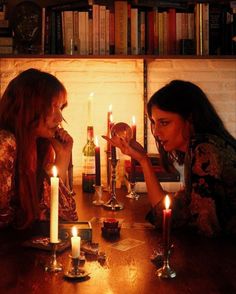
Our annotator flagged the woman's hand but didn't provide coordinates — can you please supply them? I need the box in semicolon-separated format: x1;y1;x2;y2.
51;127;73;157
50;127;73;182
102;135;147;164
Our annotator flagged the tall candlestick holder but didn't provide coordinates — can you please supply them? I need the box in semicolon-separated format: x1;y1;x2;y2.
104;150;111;192
156;244;176;278
93;185;104;206
103;157;124;210
45;241;63;272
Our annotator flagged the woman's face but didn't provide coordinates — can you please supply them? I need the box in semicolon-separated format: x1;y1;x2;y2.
35;94;67;138
150;105;191;153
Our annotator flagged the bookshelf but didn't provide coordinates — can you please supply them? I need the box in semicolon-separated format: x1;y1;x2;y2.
1;0;235;57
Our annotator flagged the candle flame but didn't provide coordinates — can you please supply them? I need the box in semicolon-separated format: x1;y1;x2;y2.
52;165;57;177
165;195;170;209
72;226;78;237
95;136;99;147
89;92;94;97
109;104;112;112
132;115;136;125
110;114;113;123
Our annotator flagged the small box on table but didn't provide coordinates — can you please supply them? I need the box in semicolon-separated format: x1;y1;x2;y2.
59;221;92;242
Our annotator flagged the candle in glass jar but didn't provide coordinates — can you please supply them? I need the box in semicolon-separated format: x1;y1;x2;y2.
50;165;59;243
95;136;101;186
163;195;172;251
71;226;81;258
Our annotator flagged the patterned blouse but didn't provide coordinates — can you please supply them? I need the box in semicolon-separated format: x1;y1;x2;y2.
0;130;78;228
147;133;236;237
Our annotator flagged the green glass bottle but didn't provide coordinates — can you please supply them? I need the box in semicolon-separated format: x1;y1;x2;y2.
82;126;96;192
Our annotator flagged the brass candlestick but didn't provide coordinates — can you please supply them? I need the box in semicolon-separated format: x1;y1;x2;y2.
64;255;90;279
103;157;124;210
69;256;80;276
45;241;63;272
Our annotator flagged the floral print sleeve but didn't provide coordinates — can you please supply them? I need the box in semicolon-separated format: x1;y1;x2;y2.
0;130;16;228
189;135;236;236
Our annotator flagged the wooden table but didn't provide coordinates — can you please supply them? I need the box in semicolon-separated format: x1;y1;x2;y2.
0;186;236;294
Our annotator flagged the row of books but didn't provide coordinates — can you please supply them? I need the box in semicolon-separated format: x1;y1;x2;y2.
0;1;13;54
43;1;235;56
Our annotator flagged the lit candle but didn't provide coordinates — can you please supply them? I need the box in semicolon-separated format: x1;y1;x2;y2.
107;105;112;152
109;114;114;133
107;104;112;134
109;114;115;154
130;115;136;183
50;165;59;243
71;226;81;258
95;136;101;186
131;115;136;140
163;195;172;252
88;92;94;126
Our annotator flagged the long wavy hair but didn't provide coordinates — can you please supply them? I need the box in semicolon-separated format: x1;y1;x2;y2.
0;68;67;229
147;80;236;171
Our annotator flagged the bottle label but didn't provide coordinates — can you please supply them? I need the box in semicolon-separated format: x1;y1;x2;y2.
82;155;95;174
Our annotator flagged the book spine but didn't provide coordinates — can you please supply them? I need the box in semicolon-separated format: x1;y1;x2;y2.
56;11;63;54
115;0;128;55
92;4;99;55
131;8;138;55
202;3;209;55
153;7;159;54
105;8;110;55
167;8;176;55
99;5;106;55
63;10;74;55
209;4;221;55
147;9;154;55
41;7;45;54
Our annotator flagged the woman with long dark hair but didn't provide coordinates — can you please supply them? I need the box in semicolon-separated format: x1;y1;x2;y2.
0;68;78;229
104;80;236;236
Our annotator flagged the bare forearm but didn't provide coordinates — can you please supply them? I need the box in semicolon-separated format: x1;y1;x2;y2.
55;152;71;183
139;156;165;207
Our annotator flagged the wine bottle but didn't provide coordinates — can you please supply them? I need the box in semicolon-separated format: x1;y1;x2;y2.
82;126;96;192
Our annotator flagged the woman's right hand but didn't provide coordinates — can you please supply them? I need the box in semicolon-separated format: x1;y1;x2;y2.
102;135;148;163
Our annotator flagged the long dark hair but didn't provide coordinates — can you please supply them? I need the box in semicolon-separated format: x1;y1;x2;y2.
0;68;67;228
147;80;236;171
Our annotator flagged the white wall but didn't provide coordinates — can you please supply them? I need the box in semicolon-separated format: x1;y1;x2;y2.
0;57;235;185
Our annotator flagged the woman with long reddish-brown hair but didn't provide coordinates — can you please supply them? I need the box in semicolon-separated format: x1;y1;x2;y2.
0;68;78;229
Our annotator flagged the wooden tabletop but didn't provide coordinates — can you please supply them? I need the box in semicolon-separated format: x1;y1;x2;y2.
0;186;236;294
